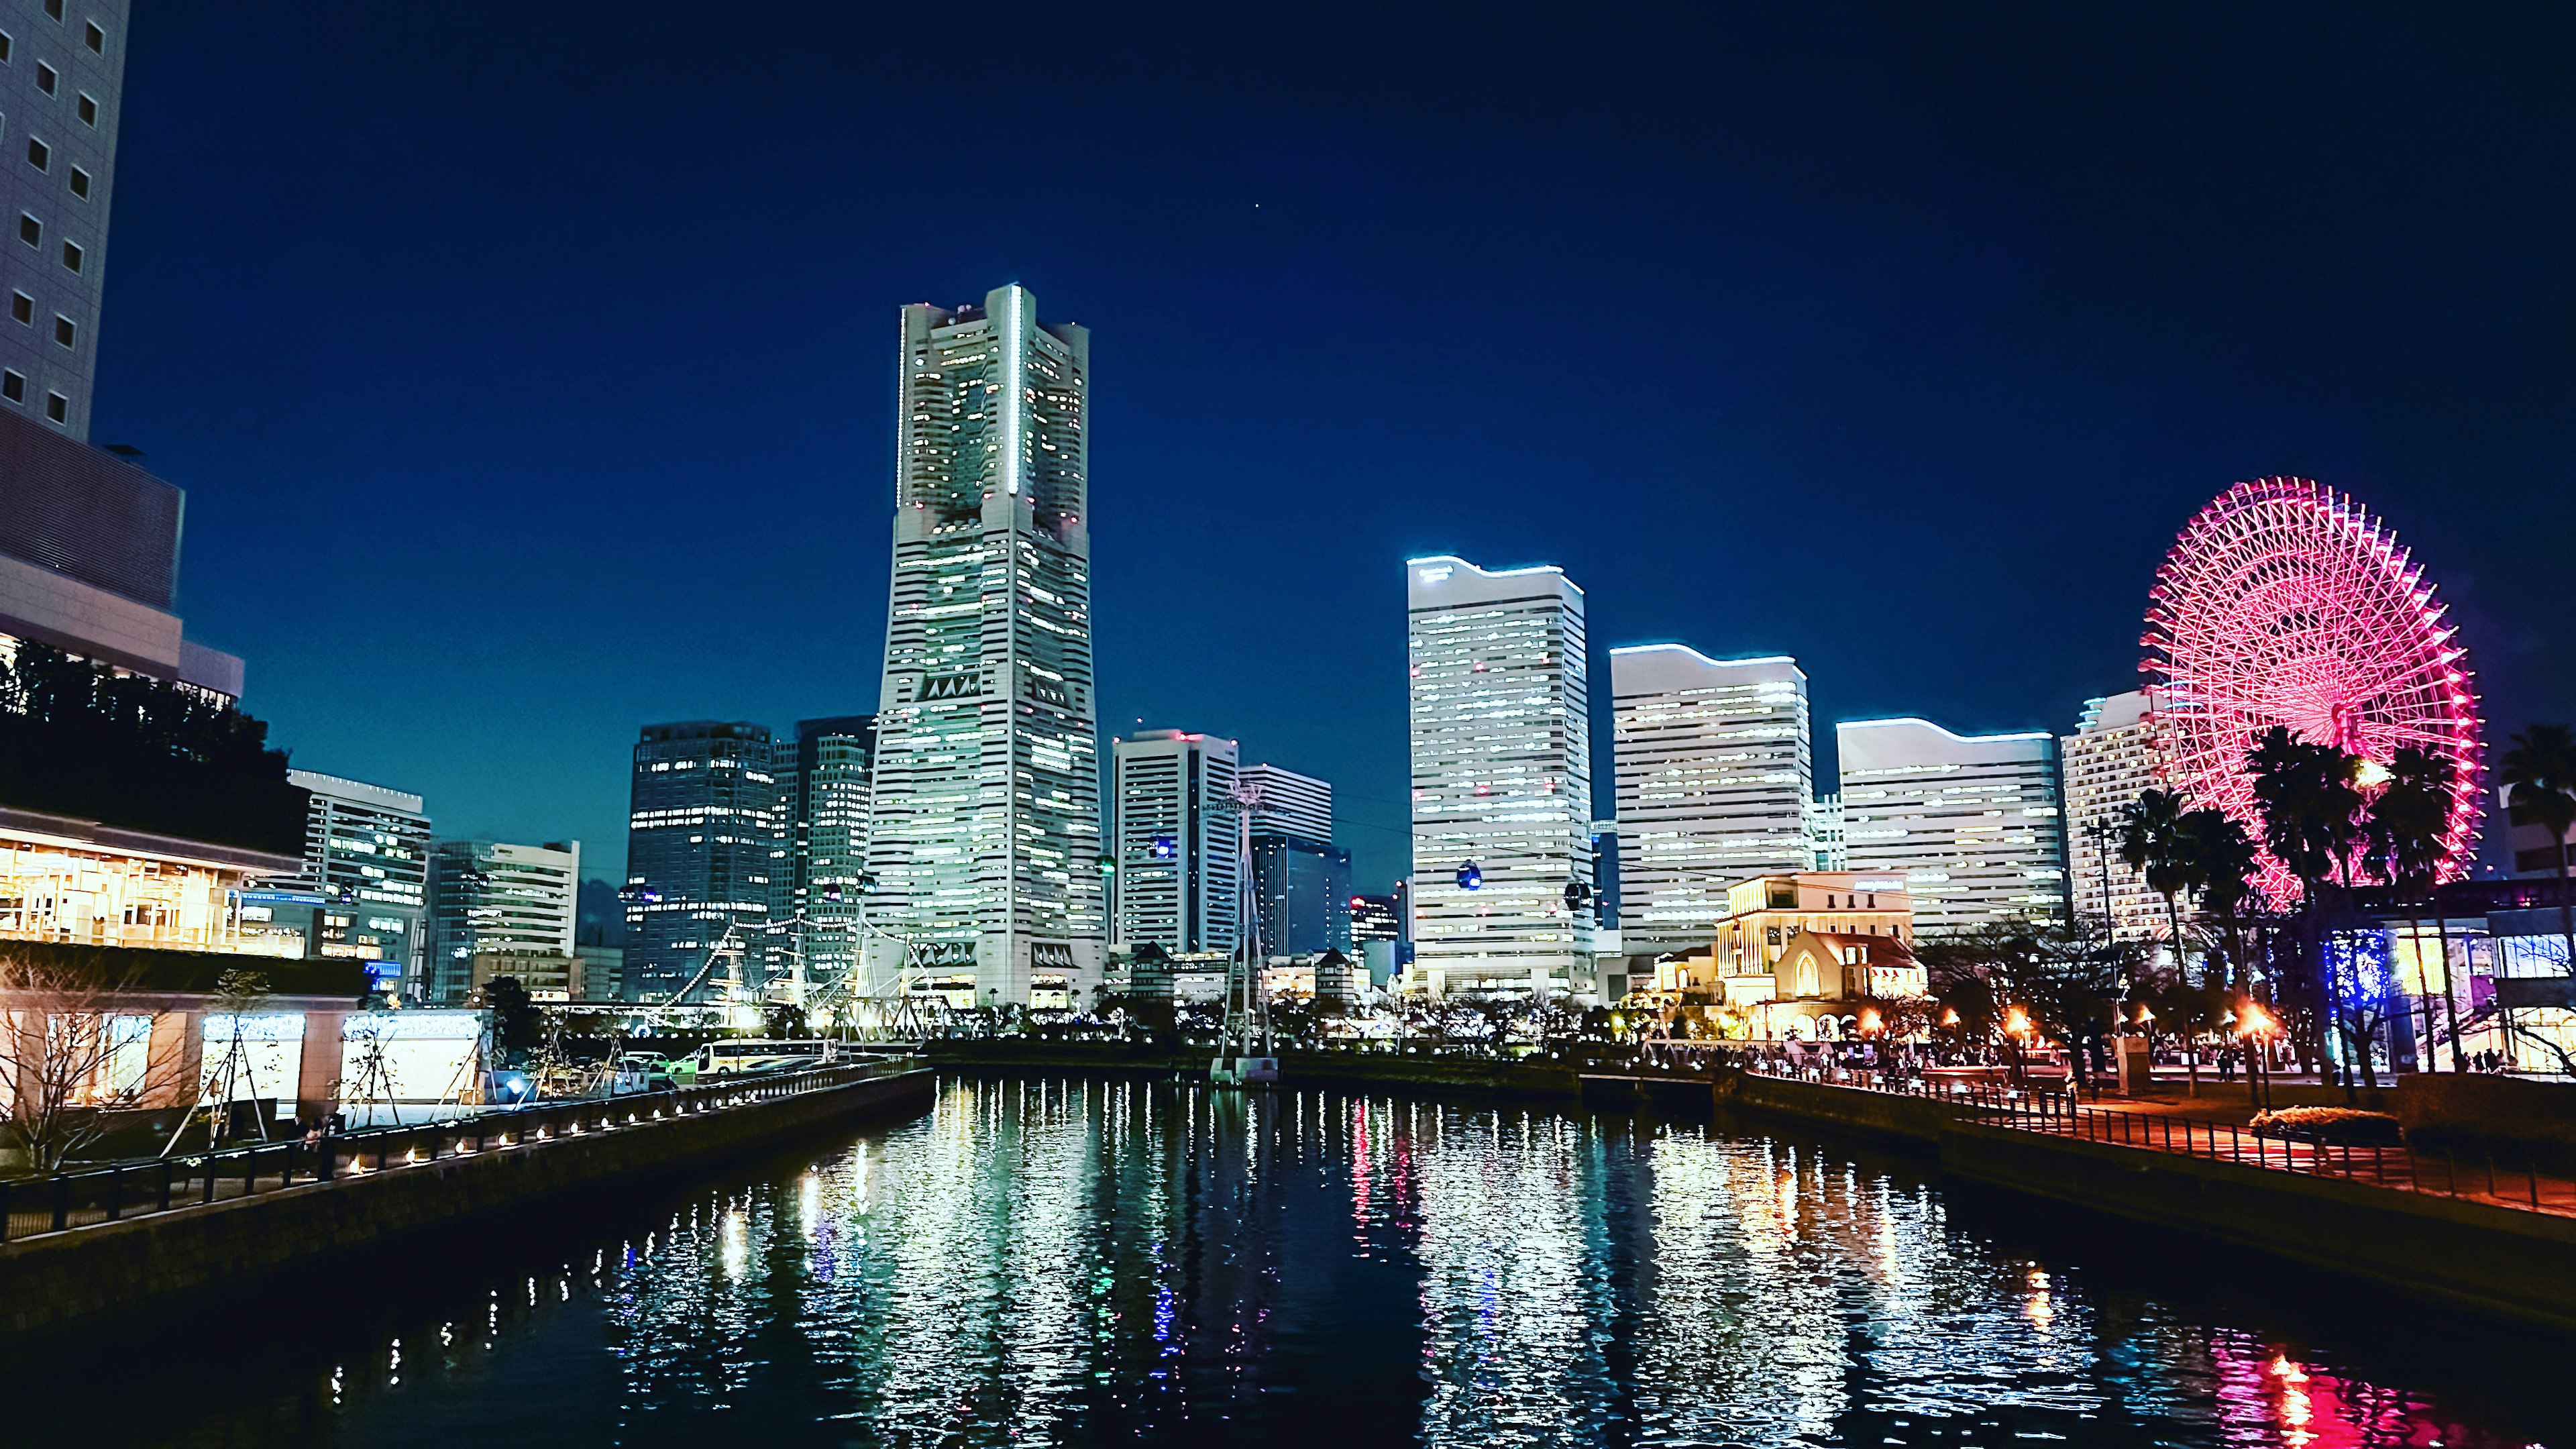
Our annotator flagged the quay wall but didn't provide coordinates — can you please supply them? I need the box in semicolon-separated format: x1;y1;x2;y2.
0;1067;934;1336
1725;1073;2576;1334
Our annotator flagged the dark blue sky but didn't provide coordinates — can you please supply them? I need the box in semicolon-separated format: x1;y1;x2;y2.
97;4;2576;891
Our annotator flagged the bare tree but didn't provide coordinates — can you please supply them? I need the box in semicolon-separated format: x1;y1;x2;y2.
0;947;190;1174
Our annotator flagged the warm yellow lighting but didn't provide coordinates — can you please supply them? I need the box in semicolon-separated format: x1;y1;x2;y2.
2135;1005;2155;1024
2237;1002;2275;1037
1858;1008;1882;1034
2004;1006;2032;1038
1941;1007;1962;1027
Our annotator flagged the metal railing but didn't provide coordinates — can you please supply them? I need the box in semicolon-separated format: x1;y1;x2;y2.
1738;1057;2576;1217
0;1059;908;1244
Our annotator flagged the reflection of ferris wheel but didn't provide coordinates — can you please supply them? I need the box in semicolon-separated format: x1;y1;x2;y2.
2143;476;2481;900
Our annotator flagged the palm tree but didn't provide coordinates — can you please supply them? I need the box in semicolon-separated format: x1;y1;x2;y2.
2247;727;2369;1092
2499;724;2576;978
2119;788;2204;988
2180;806;2258;993
2366;746;2465;1071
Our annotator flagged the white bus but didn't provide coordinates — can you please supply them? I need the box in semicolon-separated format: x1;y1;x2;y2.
677;1038;841;1080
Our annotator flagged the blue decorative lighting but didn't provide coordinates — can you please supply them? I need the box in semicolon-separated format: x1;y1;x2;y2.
1456;861;1483;891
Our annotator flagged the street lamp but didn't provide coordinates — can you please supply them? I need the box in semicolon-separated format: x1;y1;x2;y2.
2236;1000;2277;1108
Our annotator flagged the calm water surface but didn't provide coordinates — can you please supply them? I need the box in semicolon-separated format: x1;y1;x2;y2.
25;1077;2569;1448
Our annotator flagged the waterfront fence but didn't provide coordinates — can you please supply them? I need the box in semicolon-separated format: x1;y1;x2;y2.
1737;1056;2576;1217
0;1059;907;1244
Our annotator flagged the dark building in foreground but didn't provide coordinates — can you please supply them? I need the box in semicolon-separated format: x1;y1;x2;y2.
624;721;783;1002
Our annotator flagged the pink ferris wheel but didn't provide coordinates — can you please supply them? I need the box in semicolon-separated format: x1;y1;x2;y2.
2142;476;2481;902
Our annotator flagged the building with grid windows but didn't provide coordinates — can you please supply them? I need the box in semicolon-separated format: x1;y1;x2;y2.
1836;717;2070;934
1111;730;1238;956
1405;555;1595;995
0;0;123;441
1609;645;1813;963
2059;690;2172;941
280;769;429;989
861;286;1103;1009
786;714;874;992
425;839;579;1004
0;1;241;706
624;721;784;1003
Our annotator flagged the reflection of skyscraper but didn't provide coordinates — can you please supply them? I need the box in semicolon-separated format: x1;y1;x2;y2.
861;286;1103;1008
1609;645;1813;963
1837;716;2069;932
1112;730;1237;955
1406;555;1594;994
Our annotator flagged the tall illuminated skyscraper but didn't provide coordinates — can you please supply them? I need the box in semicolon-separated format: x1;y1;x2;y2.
1405;555;1594;994
1836;716;2069;933
1608;645;1813;961
861;285;1102;1008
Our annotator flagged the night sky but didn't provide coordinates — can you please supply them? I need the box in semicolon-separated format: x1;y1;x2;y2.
94;4;2576;892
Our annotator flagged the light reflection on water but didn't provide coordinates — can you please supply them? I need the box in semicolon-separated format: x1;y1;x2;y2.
85;1078;2559;1448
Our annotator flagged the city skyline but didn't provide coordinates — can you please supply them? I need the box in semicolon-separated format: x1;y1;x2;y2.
70;5;2576;897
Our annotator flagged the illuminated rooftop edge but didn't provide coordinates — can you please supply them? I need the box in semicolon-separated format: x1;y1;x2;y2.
1837;716;2053;743
1608;643;1801;670
1405;554;1586;594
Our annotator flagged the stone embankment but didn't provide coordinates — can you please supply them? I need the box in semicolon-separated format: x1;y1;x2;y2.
1719;1071;2576;1334
0;1064;934;1336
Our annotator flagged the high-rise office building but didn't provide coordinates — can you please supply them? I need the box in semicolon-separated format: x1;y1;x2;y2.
1836;717;2070;934
0;0;123;442
1609;645;1813;962
625;721;784;1002
282;769;429;988
1241;763;1332;843
1809;793;1847;870
861;284;1102;1009
788;714;875;992
1251;833;1352;955
1350;893;1403;946
426;839;579;1003
1406;555;1595;994
2059;690;2172;941
1111;730;1238;955
1240;761;1344;955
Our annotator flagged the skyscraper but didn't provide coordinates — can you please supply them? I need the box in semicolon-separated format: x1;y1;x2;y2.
1240;761;1346;956
1111;730;1238;955
625;721;784;1002
1836;717;2070;934
861;286;1102;1010
282;768;430;989
1241;763;1332;843
788;714;875;993
426;839;579;1004
0;0;123;441
1608;645;1813;963
1251;834;1352;955
1406;555;1595;994
2059;690;2171;940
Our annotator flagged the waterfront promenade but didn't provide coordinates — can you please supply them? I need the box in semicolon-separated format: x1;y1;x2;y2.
0;1058;934;1334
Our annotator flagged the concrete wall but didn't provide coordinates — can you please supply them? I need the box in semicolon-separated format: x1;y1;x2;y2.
1723;1072;2576;1334
0;1068;932;1336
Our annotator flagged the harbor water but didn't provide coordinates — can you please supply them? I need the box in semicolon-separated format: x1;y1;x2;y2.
17;1076;2569;1448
